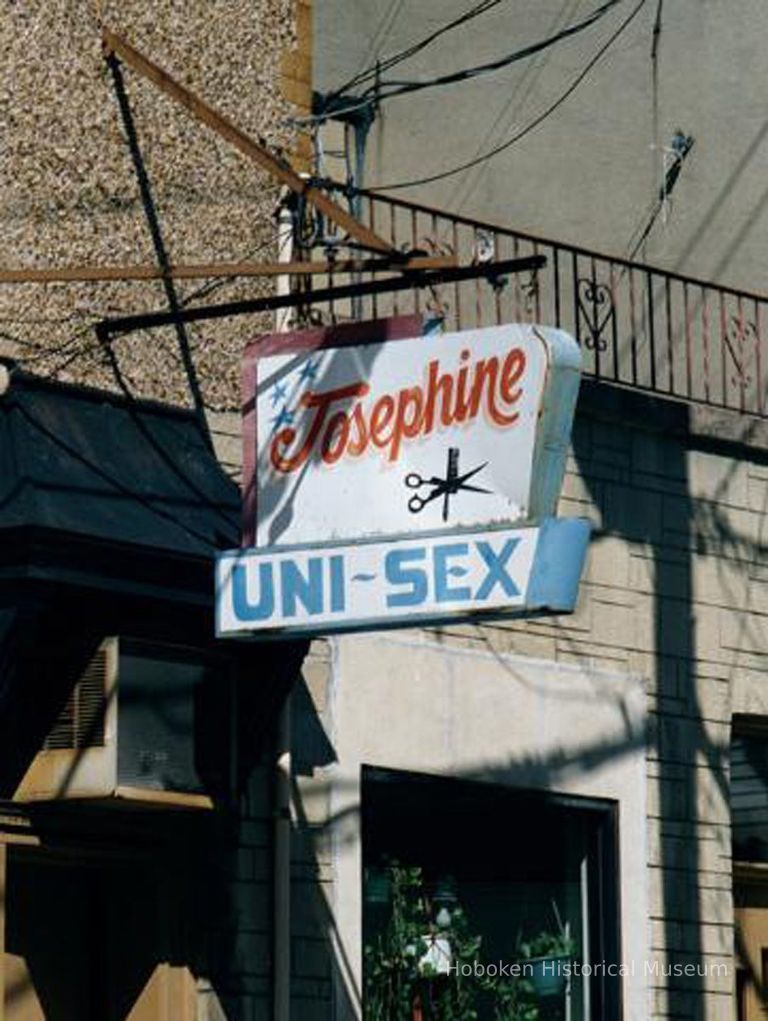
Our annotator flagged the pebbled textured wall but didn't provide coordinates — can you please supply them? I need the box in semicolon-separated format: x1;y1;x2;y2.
0;0;310;410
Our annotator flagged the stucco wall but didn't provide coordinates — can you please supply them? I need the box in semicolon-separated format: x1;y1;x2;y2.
1;6;312;1019
314;0;768;295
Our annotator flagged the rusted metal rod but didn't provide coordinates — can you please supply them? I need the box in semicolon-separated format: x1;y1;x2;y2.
0;254;457;285
101;27;395;255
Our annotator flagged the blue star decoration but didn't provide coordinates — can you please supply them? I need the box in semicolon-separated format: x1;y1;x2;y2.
298;359;320;383
270;405;295;432
270;381;288;407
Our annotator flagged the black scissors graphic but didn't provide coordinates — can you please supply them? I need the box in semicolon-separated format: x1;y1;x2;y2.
405;447;491;522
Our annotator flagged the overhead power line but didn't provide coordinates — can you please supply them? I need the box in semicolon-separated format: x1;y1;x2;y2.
325;0;506;104
359;0;628;104
315;0;629;124
446;0;583;212
366;0;648;193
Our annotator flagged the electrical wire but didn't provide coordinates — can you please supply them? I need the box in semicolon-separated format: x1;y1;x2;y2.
335;0;406;99
0;329;48;353
177;230;280;307
447;0;583;212
304;0;622;127
3;223;281;386
0;311;97;326
326;0;506;104
357;0;627;104
366;0;648;193
14;399;229;550
625;133;694;261
648;0;664;258
48;339;107;379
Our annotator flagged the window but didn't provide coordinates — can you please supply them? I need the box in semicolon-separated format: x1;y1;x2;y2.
732;718;768;863
362;767;620;1020
732;717;768;1018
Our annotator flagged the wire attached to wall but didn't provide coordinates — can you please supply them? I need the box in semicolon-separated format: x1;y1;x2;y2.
626;130;694;261
325;0;507;106
447;0;583;214
364;0;648;193
650;0;664;241
356;0;628;104
309;0;630;127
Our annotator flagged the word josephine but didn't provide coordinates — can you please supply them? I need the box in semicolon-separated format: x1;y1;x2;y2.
269;345;527;473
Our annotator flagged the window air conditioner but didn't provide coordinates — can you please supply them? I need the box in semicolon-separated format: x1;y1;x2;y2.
14;638;234;807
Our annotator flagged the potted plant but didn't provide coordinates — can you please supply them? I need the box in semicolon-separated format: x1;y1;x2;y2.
364;864;489;1020
493;981;540;1021
364;863;541;1020
518;926;575;998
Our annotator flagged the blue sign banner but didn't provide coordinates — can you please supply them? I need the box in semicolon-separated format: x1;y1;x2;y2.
216;517;590;639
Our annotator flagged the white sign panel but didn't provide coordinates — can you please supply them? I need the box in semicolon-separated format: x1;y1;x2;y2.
244;320;581;549
217;518;590;638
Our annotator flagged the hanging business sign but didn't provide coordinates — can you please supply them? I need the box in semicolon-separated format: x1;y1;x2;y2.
216;315;590;638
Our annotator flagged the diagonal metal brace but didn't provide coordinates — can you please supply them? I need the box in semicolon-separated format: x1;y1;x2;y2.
101;27;396;256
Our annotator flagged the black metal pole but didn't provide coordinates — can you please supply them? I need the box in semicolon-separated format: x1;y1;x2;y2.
96;255;546;338
107;55;212;447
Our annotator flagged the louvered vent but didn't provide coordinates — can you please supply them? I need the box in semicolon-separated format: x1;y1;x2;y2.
43;647;108;750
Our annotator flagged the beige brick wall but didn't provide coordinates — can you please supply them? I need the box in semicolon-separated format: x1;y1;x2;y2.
510;408;758;1020
292;400;762;1019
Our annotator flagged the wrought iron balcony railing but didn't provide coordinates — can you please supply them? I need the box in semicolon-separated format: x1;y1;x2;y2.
303;188;767;420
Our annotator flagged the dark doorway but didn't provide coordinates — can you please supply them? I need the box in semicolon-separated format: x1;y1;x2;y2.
4;850;195;1021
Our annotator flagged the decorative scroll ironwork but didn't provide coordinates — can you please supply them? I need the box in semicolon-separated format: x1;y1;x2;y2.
418;236;454;322
343;188;768;419
473;229;495;264
725;316;757;388
577;278;614;352
520;270;539;315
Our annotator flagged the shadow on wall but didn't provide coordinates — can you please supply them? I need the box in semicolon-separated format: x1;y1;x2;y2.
0;622;307;1021
570;383;735;1018
282;381;767;1020
4;387;759;1020
287;681;639;1020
